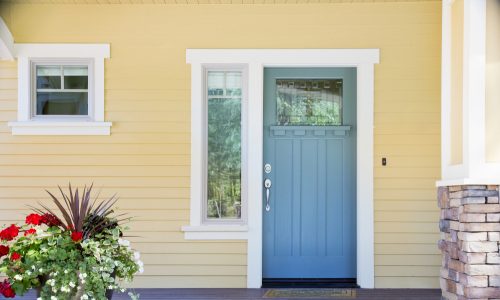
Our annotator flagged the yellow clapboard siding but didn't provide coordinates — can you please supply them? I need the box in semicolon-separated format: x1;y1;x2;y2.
141;253;246;265
375;211;439;222
0;90;17;100
125;276;246;288
375;244;440;255
0;79;16;90
374;188;437;200
376;255;441;266
0;101;16;110
373;156;440;167
375;123;440;135
375;178;437;189
132;242;247;254
375;233;440;244
375;222;437;233
0;177;190;187
374;167;440;178
0;186;189;199
0;198;189;210
0;133;190;144
375;277;440;289
0;144;189;155
374;145;439;156
0;0;441;288
375;201;438;211
140;265;246;276
376;266;440;277
0;209;190;221
374;134;440;145
0;154;190;166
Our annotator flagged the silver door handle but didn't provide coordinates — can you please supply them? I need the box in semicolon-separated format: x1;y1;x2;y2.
264;179;272;211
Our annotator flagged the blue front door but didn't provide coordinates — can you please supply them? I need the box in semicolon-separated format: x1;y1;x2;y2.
262;68;357;279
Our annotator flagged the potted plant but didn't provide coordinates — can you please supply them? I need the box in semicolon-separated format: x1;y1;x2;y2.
0;184;143;299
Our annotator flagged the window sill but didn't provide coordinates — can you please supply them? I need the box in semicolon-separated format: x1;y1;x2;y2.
181;225;248;240
8;121;112;135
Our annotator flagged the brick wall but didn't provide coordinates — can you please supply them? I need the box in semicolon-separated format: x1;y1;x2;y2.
439;185;500;300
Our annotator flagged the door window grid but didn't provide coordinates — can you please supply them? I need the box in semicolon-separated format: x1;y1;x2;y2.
276;79;343;126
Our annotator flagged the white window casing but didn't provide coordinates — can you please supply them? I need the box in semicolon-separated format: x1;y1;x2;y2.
8;43;111;135
182;49;379;289
182;64;249;239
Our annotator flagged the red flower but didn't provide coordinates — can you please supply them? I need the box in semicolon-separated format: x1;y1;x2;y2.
10;252;21;261
71;231;83;242
0;225;19;241
0;279;15;298
25;213;42;225
40;213;62;227
0;245;8;257
24;228;36;236
2;287;15;298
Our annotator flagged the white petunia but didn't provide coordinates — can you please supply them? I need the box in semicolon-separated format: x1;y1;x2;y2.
51;296;57;300
69;281;76;288
118;239;130;247
133;251;140;260
14;275;22;281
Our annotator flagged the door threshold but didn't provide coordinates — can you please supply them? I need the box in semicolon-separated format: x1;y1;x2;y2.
262;278;359;288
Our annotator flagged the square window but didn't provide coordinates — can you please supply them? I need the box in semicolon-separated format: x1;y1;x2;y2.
33;63;91;117
8;44;111;135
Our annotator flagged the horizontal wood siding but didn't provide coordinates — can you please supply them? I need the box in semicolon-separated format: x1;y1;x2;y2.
0;1;441;288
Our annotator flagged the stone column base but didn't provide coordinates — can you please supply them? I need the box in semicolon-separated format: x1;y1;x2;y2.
438;185;500;300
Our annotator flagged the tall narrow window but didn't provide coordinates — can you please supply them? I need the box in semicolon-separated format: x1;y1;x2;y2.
206;71;242;220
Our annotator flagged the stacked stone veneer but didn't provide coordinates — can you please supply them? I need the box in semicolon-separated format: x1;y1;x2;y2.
439;185;500;300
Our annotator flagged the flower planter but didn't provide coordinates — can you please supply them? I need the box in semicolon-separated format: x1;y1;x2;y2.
0;184;143;299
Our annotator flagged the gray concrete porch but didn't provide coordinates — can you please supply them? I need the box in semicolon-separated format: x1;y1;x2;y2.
16;288;441;299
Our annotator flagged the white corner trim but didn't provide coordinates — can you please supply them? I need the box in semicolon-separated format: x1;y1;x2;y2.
8;121;112;135
0;18;14;60
13;43;110;59
185;49;379;289
440;0;496;185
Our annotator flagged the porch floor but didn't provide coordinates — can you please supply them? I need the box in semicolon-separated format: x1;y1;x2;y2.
17;288;441;300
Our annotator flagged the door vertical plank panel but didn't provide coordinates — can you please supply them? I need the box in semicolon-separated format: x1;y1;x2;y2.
326;139;344;256
300;139;318;256
292;139;302;257
317;139;327;257
274;139;293;256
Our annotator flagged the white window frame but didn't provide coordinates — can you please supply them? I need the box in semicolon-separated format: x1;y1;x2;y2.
31;59;93;120
202;66;248;225
183;49;379;289
8;44;111;135
182;64;249;238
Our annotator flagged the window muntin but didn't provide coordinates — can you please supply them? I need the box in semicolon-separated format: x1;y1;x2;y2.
206;70;243;221
34;64;89;117
276;79;343;126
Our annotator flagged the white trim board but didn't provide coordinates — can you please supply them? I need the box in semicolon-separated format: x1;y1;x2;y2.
185;49;379;289
7;43;112;135
0;17;14;60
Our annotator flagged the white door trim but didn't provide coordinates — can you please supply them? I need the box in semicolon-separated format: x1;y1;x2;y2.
186;49;379;289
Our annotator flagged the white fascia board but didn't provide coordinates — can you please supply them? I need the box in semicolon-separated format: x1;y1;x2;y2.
187;49;380;65
14;44;110;58
0;17;14;60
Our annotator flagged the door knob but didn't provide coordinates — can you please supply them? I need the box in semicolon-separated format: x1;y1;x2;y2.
264;178;272;212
